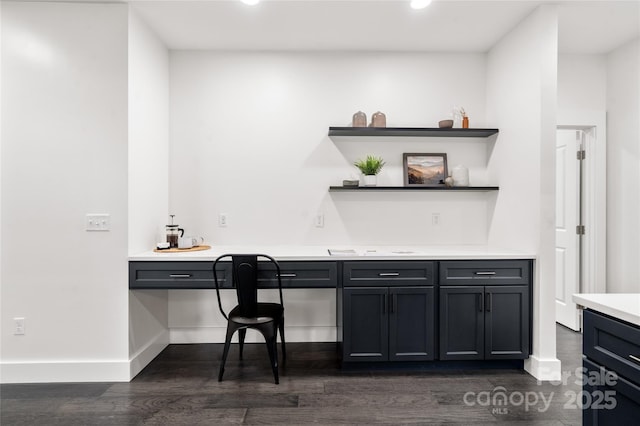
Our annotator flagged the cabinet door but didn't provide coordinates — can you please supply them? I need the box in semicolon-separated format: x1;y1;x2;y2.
343;287;388;362
484;286;529;359
440;286;484;360
389;287;435;361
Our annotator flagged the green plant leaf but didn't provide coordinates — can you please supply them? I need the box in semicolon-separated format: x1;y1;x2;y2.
354;155;385;175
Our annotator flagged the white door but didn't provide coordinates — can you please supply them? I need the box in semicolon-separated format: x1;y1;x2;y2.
555;129;582;331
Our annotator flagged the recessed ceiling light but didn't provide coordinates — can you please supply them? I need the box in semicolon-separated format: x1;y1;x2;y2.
241;0;260;5
410;0;432;10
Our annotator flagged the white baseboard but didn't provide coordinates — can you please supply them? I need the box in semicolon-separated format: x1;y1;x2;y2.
169;326;337;344
524;354;562;381
0;360;130;384
0;330;170;384
129;329;170;380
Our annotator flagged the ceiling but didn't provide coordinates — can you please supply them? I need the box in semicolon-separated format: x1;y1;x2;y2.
128;0;639;53
22;0;640;53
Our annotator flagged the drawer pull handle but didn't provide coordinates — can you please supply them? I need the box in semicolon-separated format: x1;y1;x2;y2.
277;273;297;278
630;355;640;364
169;274;192;278
475;271;497;276
379;272;400;277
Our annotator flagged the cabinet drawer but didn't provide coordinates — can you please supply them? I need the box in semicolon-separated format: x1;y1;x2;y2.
583;358;640;422
584;309;640;384
256;261;337;288
343;261;435;287
129;261;231;289
439;260;531;285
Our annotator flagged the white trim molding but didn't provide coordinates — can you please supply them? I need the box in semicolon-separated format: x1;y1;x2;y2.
0;360;130;384
525;354;562;381
557;109;607;294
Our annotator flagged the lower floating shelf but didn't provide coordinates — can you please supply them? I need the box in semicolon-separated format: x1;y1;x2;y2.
329;186;499;192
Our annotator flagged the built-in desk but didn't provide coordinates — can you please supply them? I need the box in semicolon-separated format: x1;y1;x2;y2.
130;246;535;366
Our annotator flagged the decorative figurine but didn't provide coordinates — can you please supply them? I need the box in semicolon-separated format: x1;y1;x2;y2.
352;111;367;127
370;111;386;128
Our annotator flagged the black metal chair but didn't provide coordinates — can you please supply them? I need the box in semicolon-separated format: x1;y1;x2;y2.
213;254;286;384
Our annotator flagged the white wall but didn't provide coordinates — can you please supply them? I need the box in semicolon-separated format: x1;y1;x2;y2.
486;6;560;380
558;54;606;113
127;9;171;378
0;2;130;382
128;10;169;255
606;38;640;294
168;51;494;343
169;52;490;246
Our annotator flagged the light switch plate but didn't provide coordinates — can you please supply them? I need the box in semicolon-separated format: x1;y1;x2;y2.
86;214;111;231
218;213;228;227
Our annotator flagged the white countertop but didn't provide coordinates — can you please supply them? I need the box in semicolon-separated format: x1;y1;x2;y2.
573;293;640;327
129;245;536;262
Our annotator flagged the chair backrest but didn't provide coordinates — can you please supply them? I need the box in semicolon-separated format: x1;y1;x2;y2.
232;255;259;317
213;253;283;320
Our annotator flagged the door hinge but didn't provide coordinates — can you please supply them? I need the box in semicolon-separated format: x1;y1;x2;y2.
577;150;586;160
576;225;585;235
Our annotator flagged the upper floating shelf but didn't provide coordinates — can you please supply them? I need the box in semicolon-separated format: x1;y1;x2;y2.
328;127;499;138
329;186;499;192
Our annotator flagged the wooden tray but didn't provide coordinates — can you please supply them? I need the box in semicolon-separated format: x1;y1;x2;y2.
153;245;211;253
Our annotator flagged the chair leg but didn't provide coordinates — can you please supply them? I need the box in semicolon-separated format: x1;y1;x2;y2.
278;317;286;365
265;334;279;385
256;322;279;385
218;325;235;382
238;328;247;360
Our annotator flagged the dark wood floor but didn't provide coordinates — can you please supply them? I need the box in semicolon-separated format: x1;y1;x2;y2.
1;325;582;425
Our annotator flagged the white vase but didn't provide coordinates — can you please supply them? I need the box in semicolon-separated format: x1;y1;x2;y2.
451;165;469;187
363;175;377;187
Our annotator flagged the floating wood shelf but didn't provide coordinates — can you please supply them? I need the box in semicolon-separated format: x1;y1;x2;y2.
329;186;499;192
328;127;499;138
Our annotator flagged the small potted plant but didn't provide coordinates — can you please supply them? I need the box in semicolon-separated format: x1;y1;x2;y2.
354;155;385;187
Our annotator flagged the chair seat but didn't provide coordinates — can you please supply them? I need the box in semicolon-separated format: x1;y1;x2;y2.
229;303;284;325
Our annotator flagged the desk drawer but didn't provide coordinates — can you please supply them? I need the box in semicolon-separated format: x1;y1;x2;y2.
439;260;531;285
129;261;231;289
257;261;337;288
584;309;640;384
343;261;435;287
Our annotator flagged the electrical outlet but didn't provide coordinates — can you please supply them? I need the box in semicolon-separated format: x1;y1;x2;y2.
14;317;25;335
86;214;110;231
432;213;440;226
218;213;228;227
315;213;324;228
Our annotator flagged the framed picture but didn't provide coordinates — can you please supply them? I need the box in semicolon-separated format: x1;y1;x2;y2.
403;153;448;186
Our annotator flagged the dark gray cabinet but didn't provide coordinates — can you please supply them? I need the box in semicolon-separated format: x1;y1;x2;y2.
439;260;531;361
128;261;232;289
341;261;436;363
129;261;337;289
582;309;640;422
130;257;534;366
343;287;388;361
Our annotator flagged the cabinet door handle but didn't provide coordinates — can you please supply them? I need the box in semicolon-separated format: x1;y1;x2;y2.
630;355;640;364
389;293;397;314
382;294;386;314
486;293;492;312
478;293;484;312
475;271;497;276
378;272;400;277
277;273;297;278
169;274;192;278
